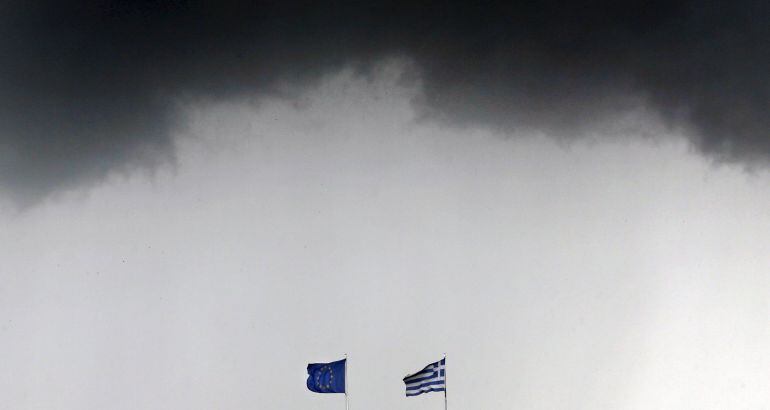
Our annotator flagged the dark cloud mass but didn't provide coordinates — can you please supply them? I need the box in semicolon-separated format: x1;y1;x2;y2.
1;1;768;203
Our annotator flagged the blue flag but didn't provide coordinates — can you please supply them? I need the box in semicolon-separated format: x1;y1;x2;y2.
306;359;346;393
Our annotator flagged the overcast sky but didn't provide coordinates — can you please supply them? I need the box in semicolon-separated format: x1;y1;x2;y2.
2;2;770;409
2;66;769;409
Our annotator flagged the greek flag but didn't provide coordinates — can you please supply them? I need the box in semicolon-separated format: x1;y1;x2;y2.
403;358;446;397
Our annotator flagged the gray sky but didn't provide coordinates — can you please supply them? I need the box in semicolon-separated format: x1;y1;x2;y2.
2;67;769;409
2;1;770;205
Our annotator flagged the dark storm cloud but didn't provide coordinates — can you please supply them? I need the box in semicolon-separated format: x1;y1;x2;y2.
1;1;768;203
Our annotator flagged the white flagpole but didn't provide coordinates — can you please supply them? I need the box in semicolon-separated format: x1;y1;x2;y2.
345;354;349;410
443;353;447;410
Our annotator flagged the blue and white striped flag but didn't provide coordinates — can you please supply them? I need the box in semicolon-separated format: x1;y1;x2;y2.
403;358;446;397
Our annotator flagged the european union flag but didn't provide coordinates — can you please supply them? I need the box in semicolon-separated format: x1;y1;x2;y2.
306;359;346;394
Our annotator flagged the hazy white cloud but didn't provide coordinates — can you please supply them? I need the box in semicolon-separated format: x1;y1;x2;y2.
2;68;769;410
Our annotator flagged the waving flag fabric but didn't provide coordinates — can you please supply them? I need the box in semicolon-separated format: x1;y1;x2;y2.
403;358;446;397
307;359;346;393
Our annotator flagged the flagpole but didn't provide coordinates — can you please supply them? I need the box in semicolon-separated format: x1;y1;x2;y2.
443;353;447;410
344;353;349;410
